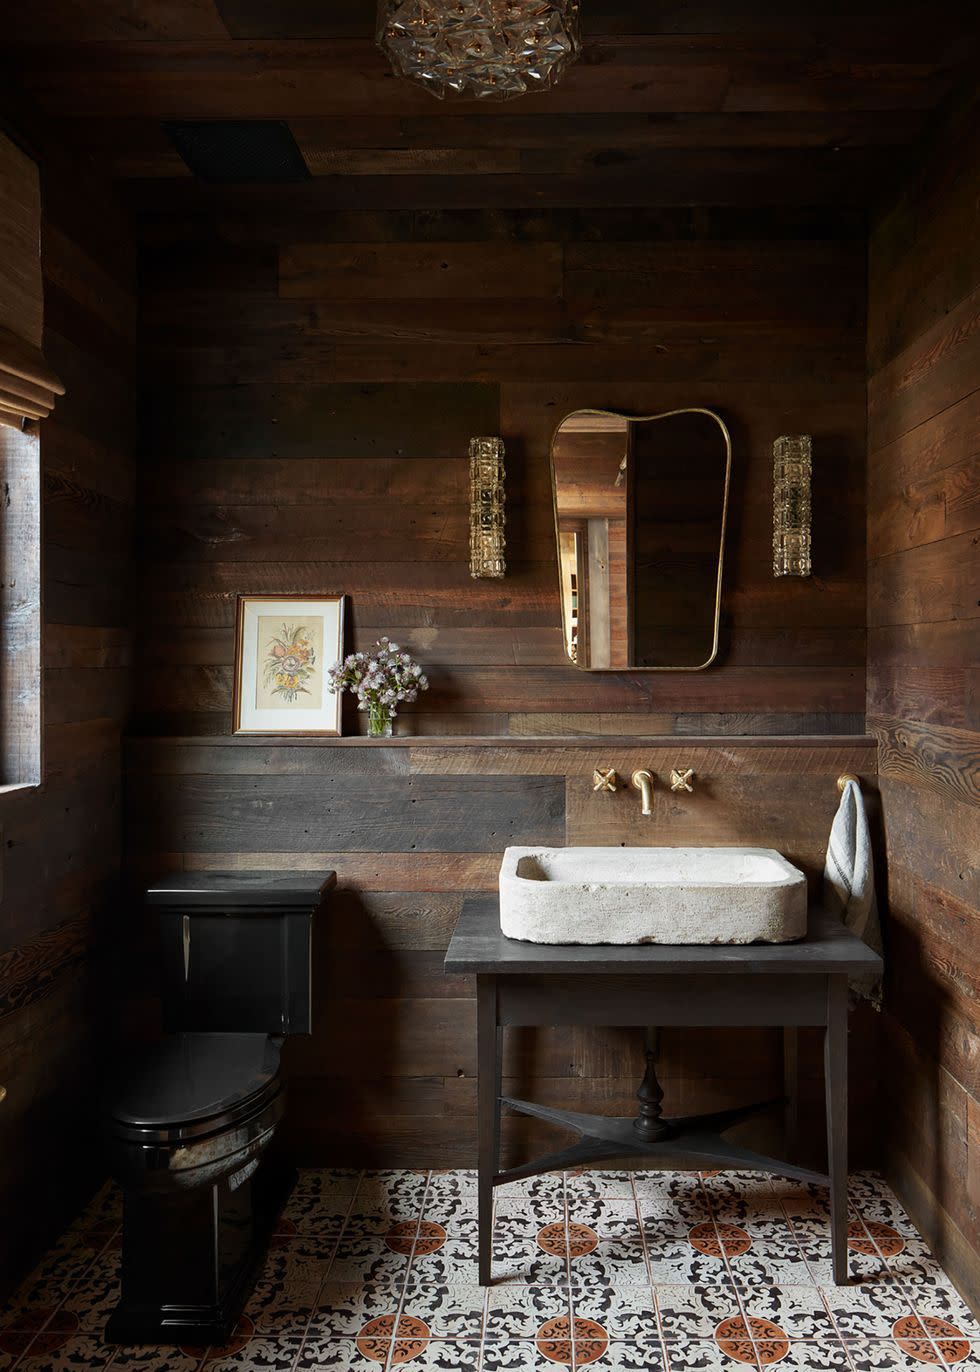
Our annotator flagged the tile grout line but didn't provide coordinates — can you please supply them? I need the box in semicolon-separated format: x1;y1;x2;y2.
740;1171;785;1372
293;1167;364;1372
386;1168;431;1372
863;1206;956;1370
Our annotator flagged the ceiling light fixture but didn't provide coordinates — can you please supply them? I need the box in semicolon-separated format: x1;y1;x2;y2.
377;0;582;102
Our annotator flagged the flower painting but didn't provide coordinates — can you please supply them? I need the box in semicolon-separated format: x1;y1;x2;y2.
258;618;322;709
233;596;344;735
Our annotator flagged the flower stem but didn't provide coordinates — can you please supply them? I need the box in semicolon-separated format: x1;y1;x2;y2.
367;702;393;738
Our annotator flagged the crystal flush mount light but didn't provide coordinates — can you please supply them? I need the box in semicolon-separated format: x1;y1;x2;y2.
376;0;582;102
470;437;506;578
772;434;812;577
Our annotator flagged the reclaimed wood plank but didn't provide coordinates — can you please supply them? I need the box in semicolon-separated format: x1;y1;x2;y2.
279;242;563;300
872;714;980;807
127;773;566;853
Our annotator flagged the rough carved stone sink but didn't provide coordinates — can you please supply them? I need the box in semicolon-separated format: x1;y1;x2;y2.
499;846;807;945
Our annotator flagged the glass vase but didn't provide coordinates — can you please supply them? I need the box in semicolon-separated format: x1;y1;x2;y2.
367;703;394;738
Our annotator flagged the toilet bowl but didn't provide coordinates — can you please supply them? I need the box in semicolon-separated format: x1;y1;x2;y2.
104;872;334;1345
107;1033;286;1194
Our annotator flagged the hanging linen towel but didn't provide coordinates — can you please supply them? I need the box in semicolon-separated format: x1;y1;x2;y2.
824;778;883;1009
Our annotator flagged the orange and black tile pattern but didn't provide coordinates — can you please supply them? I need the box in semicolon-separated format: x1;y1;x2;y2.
1;1168;977;1370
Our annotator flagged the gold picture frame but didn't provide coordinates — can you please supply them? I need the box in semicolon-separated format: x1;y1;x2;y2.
232;594;345;736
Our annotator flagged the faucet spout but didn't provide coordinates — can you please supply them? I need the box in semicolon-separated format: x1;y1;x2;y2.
631;769;654;816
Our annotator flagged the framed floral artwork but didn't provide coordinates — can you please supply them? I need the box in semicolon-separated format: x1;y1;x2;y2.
232;595;345;735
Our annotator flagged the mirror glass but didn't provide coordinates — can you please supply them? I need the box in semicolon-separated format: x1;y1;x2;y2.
550;407;730;671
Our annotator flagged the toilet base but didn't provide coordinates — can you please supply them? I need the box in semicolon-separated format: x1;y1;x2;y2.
106;1158;296;1344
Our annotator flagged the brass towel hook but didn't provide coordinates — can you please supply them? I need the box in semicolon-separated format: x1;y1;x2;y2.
837;773;859;794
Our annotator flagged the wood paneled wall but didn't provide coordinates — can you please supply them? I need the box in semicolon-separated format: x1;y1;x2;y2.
867;92;980;1313
0;113;136;1297
127;735;880;1171
135;204;868;738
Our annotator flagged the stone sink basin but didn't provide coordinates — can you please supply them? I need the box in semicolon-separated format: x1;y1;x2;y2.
499;846;807;945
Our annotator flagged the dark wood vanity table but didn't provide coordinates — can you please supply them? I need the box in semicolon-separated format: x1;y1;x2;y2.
445;895;882;1287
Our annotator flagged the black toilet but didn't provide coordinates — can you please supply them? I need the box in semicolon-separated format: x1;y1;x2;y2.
105;871;334;1344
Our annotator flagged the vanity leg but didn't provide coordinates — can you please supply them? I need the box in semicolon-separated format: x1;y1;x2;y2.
825;975;849;1284
783;1026;799;1162
494;1026;504;1172
477;976;499;1286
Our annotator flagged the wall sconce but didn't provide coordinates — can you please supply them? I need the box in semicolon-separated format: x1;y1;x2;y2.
772;434;812;577
469;436;506;579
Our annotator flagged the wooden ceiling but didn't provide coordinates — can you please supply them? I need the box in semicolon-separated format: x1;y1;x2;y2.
1;1;977;211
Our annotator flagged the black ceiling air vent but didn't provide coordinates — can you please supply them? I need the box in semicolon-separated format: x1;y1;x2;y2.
165;120;311;183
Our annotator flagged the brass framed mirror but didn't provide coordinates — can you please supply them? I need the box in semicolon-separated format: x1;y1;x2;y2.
550;406;731;671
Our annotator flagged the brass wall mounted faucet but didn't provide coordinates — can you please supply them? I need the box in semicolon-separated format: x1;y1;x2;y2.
631;769;654;815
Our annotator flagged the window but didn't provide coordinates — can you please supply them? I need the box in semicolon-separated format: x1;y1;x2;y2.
0;129;62;788
0;424;40;786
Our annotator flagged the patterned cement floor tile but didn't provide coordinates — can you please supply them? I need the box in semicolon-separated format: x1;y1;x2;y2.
907;1292;980;1342
566;1170;635;1191
663;1336;760;1370
479;1341;569;1370
844;1340;971;1370
0;1335;36;1369
735;1286;838;1341
646;1243;734;1288
306;1282;402;1339
567;1202;643;1240
107;1347;204;1370
882;1243;960;1288
382;1342;481;1370
493;1198;565;1228
427;1170;478;1194
761;1339;851;1370
424;1197;478;1231
568;1253;652;1288
326;1237;412;1288
397;1283;487;1341
199;1339;303;1371
294;1338;381;1370
568;1285;660;1343
2;1168;976;1372
821;1285;917;1340
14;1334;116;1370
495;1176;565;1202
654;1285;740;1341
577;1341;668;1370
484;1286;571;1342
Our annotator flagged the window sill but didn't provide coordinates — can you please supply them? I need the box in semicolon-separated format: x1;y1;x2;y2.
0;780;41;801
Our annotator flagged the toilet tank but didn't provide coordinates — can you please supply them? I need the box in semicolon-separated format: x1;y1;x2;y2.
146;872;335;1035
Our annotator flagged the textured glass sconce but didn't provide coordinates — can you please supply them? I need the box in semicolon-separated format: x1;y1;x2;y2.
376;0;581;102
470;437;505;579
773;434;812;577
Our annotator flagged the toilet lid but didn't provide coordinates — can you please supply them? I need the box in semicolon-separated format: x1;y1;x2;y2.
109;1033;281;1129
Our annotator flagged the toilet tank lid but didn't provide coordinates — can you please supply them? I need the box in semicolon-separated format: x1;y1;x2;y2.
146;870;336;909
